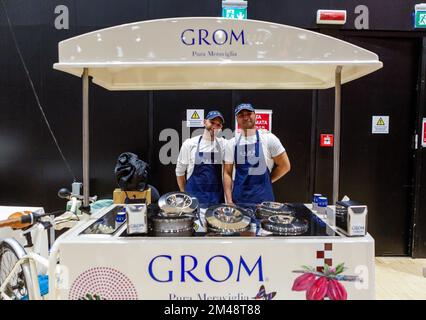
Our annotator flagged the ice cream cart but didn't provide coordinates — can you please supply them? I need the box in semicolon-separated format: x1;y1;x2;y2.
50;17;382;300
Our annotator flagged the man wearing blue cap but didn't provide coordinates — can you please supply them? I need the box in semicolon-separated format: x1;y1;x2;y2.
223;103;291;204
176;110;226;206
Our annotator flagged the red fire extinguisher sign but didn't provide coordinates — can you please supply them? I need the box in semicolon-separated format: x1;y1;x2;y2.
320;134;334;147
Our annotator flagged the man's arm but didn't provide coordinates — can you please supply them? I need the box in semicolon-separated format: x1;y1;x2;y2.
176;140;189;191
270;152;291;183
176;175;186;192
223;163;234;204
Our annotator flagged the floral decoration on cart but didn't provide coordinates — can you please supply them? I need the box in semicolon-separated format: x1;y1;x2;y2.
292;263;362;300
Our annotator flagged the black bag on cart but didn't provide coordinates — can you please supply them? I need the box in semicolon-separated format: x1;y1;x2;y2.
114;152;150;191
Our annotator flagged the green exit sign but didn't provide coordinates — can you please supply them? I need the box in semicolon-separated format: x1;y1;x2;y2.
222;1;247;19
222;7;247;19
415;10;426;27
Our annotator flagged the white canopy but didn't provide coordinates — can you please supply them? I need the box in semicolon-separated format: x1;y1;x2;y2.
53;17;383;207
54;17;382;90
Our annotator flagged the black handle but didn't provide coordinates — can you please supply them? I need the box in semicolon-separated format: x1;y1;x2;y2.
24;233;33;248
58;188;71;199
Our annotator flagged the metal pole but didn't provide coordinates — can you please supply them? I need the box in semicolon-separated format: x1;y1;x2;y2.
333;66;343;204
82;68;90;207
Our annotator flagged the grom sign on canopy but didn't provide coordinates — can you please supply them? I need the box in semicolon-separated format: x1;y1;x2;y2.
54;17;382;90
181;28;245;46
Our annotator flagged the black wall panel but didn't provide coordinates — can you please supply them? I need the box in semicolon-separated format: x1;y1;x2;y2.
147;0;221;19
247;0;419;31
310;31;420;255
91;88;150;198
415;149;426;257
340;36;418;255
74;0;149;27
314;87;335;199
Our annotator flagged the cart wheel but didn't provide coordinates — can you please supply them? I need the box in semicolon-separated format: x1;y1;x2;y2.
0;239;32;300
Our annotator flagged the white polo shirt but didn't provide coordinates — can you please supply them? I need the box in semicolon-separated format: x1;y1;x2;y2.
176;135;227;180
224;130;286;172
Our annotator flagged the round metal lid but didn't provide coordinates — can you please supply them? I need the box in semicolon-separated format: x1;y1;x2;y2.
205;205;251;234
256;201;296;219
261;214;308;236
151;215;194;223
150;214;194;233
158;192;199;215
206;225;251;235
150;225;194;234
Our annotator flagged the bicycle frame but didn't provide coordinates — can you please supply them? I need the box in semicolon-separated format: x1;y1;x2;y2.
0;196;84;300
0;252;41;300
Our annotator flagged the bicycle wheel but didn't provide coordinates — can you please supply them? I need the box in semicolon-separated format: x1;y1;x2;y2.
0;239;32;300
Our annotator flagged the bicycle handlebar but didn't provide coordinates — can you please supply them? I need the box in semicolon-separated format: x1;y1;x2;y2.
0;187;96;230
58;188;96;202
0;210;65;230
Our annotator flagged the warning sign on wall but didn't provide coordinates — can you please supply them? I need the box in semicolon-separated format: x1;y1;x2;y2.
186;109;204;127
235;109;273;132
372;116;389;134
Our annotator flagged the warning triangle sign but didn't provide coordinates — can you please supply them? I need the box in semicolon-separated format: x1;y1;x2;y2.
376;117;385;126
191;111;200;119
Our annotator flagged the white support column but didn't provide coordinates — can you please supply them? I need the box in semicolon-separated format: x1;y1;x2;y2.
82;68;90;207
333;66;343;204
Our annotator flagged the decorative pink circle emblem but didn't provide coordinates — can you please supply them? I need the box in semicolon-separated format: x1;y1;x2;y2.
69;267;138;300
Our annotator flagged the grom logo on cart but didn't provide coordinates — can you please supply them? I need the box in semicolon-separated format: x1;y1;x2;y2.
181;28;246;46
148;255;264;283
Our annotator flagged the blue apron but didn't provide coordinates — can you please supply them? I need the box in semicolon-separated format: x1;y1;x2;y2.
185;136;224;207
232;130;274;204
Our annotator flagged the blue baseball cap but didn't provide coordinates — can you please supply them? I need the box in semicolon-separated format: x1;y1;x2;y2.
205;110;225;123
235;103;255;115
